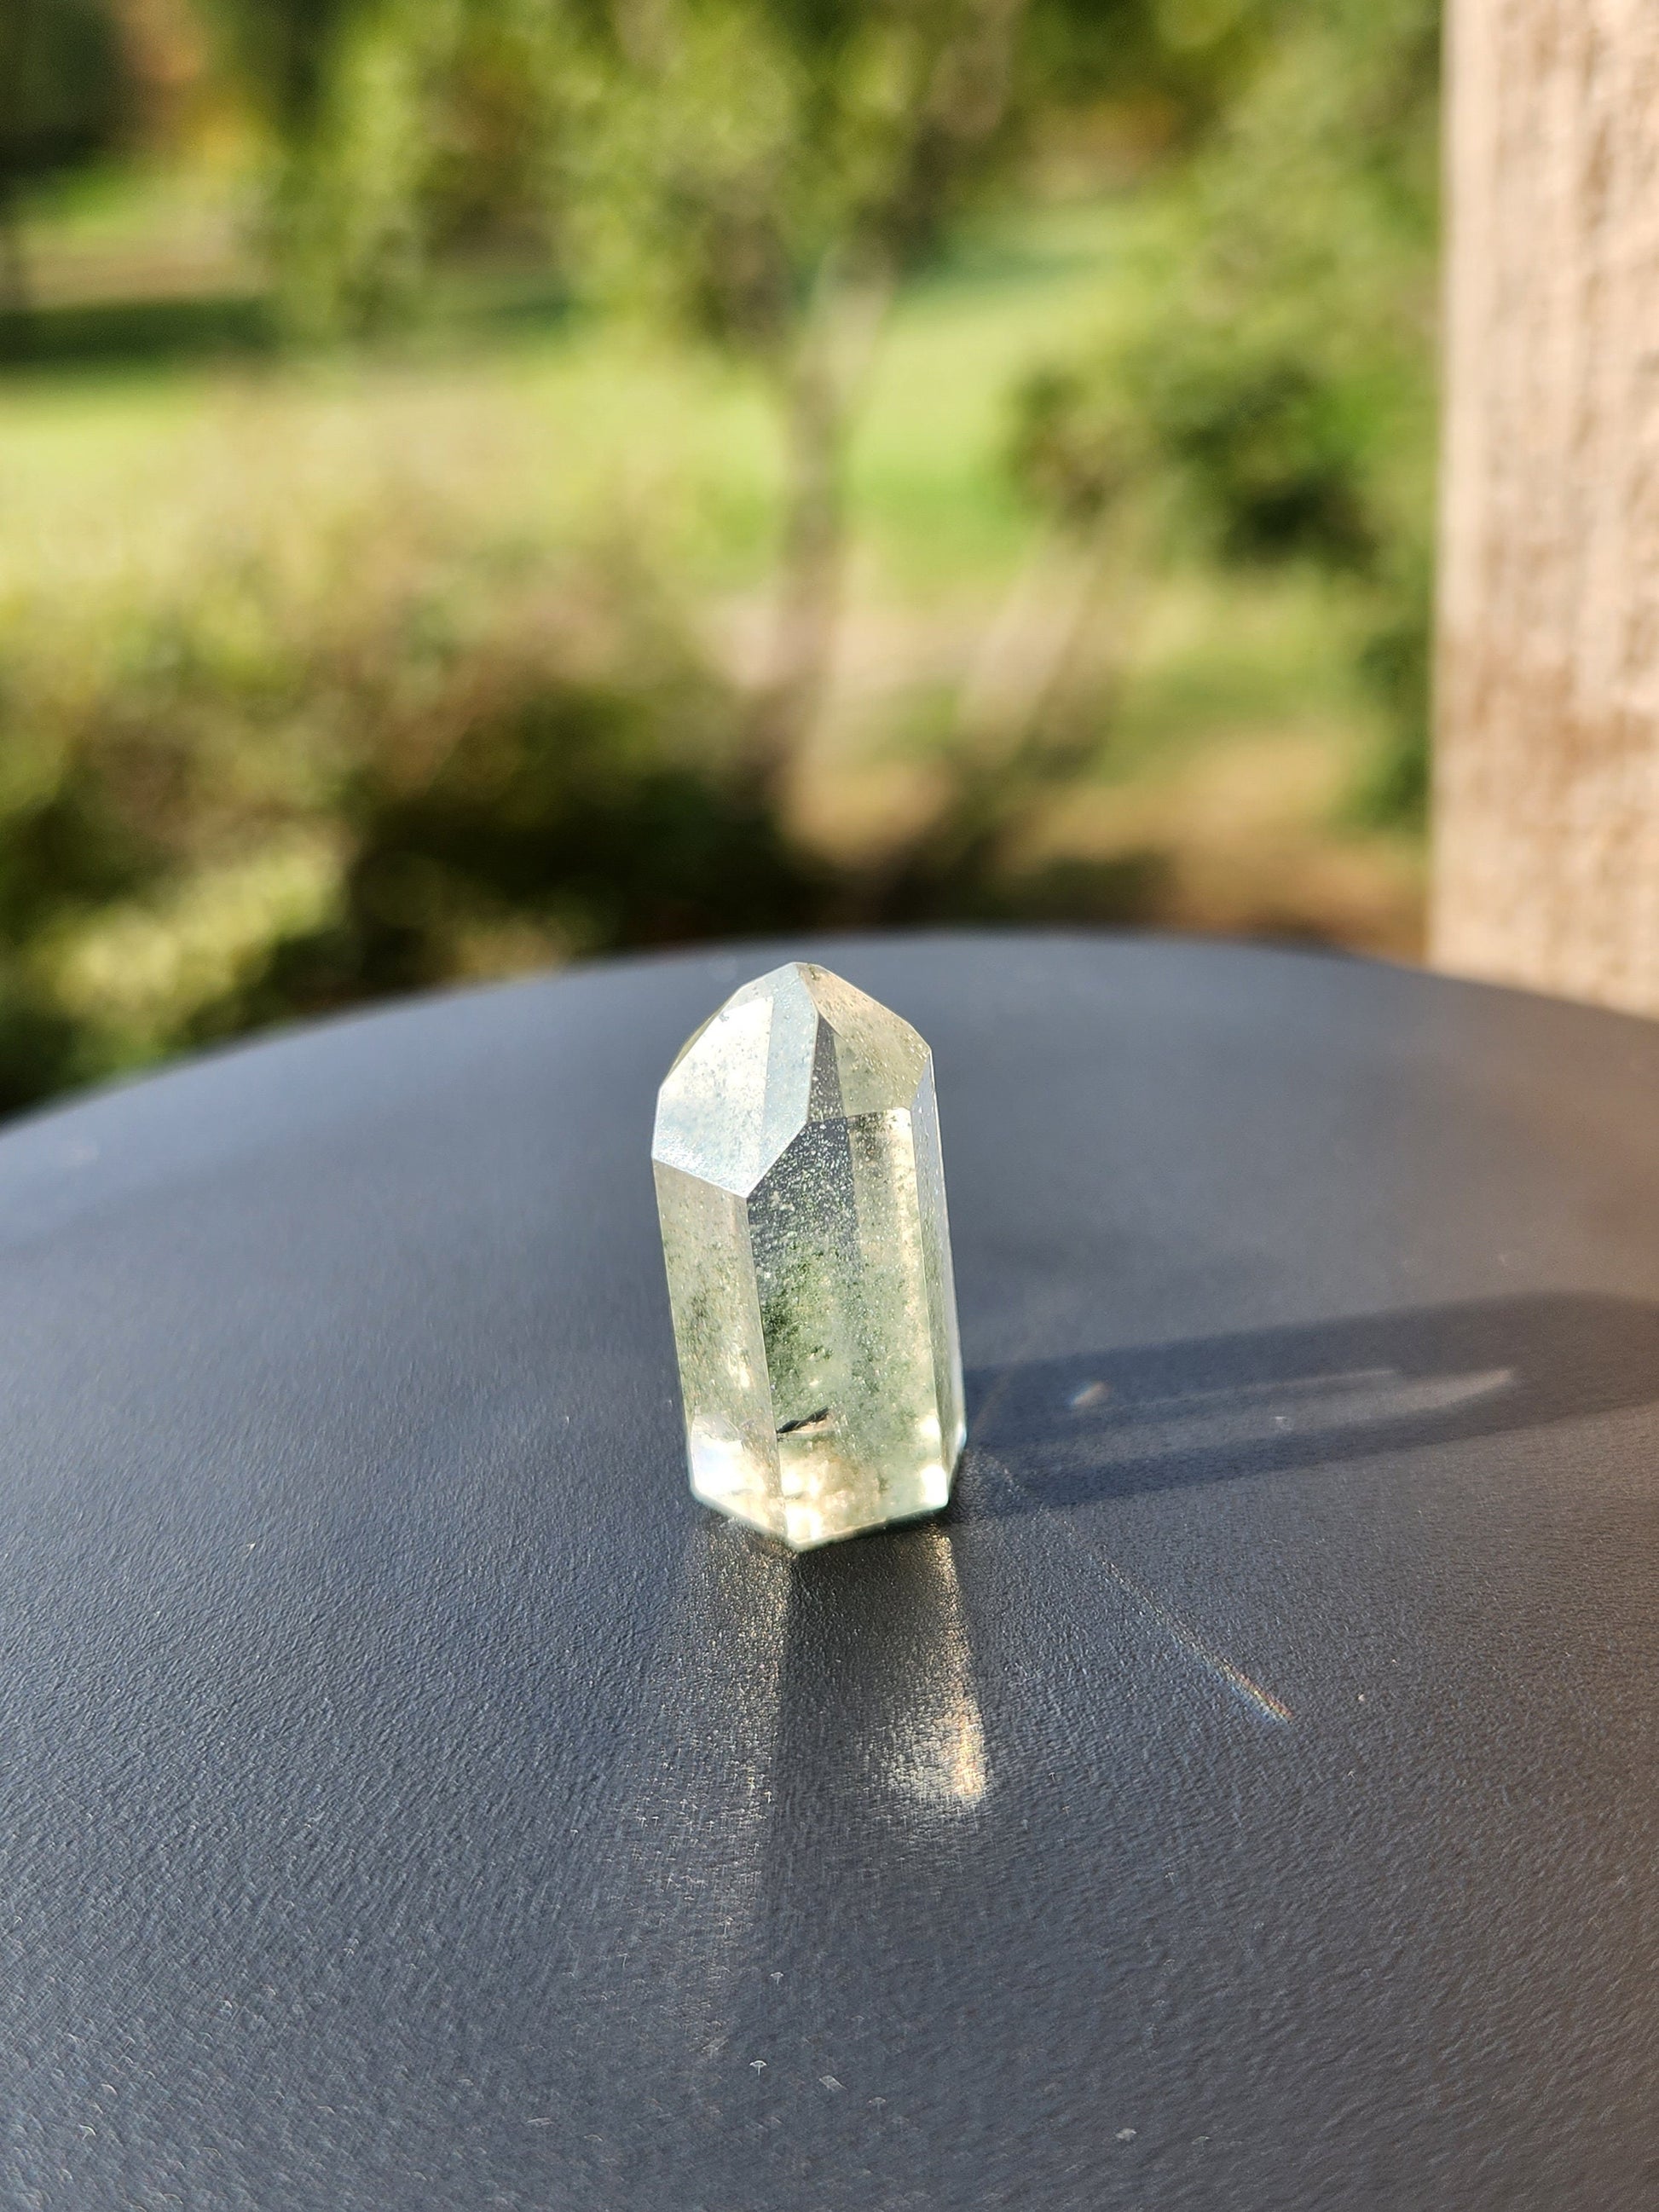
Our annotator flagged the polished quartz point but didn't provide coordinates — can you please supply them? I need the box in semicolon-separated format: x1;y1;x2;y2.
652;962;966;1550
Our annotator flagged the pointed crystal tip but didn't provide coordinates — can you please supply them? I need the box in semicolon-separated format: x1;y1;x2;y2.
653;963;965;1549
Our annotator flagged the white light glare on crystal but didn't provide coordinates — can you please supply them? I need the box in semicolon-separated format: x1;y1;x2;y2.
652;962;966;1550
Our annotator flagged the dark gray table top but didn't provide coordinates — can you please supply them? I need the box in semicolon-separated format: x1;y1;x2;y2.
2;933;1656;2211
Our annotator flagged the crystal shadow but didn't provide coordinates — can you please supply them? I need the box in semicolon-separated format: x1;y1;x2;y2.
964;1291;1659;1511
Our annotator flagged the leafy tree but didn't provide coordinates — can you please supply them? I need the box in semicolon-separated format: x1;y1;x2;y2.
223;0;1241;778
1012;0;1441;821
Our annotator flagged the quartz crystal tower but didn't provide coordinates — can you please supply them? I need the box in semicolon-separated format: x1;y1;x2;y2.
653;963;965;1549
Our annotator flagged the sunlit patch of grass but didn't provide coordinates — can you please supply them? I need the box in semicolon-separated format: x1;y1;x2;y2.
43;831;345;1065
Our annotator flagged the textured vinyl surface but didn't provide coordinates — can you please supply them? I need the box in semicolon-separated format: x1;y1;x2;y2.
1;933;1657;2211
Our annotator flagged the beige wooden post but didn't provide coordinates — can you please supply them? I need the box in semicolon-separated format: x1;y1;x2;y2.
1434;0;1659;1017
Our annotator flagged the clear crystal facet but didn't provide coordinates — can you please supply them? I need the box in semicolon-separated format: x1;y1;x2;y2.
653;962;966;1550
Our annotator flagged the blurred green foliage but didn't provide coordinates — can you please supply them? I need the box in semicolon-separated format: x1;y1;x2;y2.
2;0;130;343
1;2;129;187
0;0;1437;1116
0;470;1161;1111
1011;0;1438;820
217;0;1241;339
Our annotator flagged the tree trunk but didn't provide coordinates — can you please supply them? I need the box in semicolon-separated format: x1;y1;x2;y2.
1434;0;1659;1017
753;333;852;784
749;267;892;789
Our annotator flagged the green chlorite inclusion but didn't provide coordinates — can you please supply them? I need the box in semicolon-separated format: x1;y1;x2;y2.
652;962;966;1550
